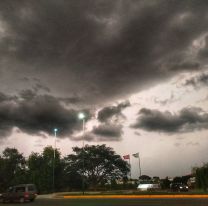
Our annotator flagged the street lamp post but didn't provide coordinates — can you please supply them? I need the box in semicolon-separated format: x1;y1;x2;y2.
78;112;85;195
53;128;58;194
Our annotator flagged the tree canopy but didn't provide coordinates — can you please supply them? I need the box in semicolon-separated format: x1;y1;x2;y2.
0;148;26;190
27;146;64;193
195;163;208;191
0;144;129;192
65;144;129;189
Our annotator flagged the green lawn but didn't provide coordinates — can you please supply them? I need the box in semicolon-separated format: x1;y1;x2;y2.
54;189;208;197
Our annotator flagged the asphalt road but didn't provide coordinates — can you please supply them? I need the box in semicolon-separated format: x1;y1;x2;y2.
1;198;208;206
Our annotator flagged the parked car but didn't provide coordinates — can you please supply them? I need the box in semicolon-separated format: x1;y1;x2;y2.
2;184;37;203
170;183;189;192
137;181;160;191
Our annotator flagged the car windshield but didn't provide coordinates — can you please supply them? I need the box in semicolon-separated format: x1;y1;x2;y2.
15;187;25;192
28;185;36;191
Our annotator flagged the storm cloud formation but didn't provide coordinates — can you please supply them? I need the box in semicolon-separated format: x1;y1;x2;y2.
184;72;208;88
73;124;123;142
0;0;208;105
1;1;208;141
97;101;130;122
131;107;208;133
89;101;130;141
93;124;123;138
0;91;91;138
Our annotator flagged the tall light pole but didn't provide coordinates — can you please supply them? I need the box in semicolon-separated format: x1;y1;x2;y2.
53;128;58;194
78;112;85;195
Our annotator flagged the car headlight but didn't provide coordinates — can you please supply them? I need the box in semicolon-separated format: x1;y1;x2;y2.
179;186;182;189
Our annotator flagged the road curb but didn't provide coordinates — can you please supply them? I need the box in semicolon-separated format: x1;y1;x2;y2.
62;195;208;199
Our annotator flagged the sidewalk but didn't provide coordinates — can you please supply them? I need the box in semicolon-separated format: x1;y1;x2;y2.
37;194;57;199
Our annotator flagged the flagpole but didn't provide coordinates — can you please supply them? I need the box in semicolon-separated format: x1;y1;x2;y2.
132;152;142;178
123;155;131;180
138;152;141;177
129;157;131;180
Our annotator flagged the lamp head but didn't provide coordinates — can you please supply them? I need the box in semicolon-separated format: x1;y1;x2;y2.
78;112;85;120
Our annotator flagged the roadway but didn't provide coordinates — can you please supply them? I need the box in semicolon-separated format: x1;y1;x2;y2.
1;196;208;206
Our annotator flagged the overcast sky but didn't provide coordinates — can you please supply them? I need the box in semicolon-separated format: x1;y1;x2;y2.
0;0;208;178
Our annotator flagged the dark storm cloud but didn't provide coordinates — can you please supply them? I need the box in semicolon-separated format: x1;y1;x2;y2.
33;83;51;93
71;124;123;142
169;61;200;72
97;101;130;122
58;97;82;105
0;92;91;138
0;92;17;102
19;88;82;106
93;124;123;138
1;1;208;104
71;133;95;142
19;89;36;100
131;107;208;133
184;72;208;88
198;35;208;59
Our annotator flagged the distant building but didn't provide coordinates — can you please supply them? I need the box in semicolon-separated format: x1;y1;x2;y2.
187;177;196;188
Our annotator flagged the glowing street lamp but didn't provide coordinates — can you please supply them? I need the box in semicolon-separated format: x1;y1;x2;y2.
78;113;85;147
78;112;85;195
78;112;85;120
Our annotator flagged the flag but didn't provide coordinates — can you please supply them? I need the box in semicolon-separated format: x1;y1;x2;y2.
123;154;130;160
132;153;139;158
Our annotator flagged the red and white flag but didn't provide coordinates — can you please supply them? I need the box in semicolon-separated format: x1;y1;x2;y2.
123;154;130;160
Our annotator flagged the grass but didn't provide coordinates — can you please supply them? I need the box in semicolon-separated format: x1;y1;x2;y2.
54;189;208;197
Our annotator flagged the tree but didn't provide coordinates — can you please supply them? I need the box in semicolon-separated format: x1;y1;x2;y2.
0;148;26;189
138;175;151;183
62;168;82;190
64;144;129;190
196;164;208;191
0;156;5;192
161;176;171;189
27;152;44;192
27;146;63;193
173;176;182;183
153;176;160;183
181;175;191;184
